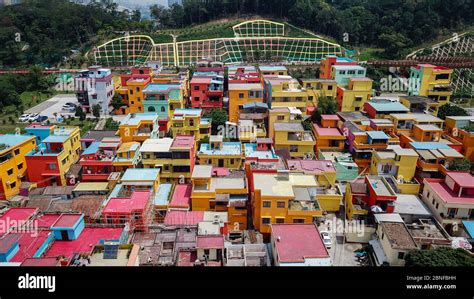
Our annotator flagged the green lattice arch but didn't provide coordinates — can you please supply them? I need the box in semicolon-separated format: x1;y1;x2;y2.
232;20;285;38
94;35;155;67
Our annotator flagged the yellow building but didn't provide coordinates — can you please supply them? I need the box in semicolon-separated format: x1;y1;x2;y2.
228;83;264;123
25;126;81;187
370;147;420;194
0;135;37;200
191;165;249;230
118;113;160;143
252;171;323;234
140;136;196;183
336;78;373;112
197;135;243;169
273;123;315;158
119;168;160;193
259;65;288;76
113;142;141;172
170;108;211;141
266;76;309;113
302;79;337;107
312;115;345;154
389;113;444;136
409;64;453;105
399;96;441;116
268;107;303;140
444;116;474;162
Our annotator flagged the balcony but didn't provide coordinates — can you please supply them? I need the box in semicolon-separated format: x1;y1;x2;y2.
287;131;315;143
353;140;387;150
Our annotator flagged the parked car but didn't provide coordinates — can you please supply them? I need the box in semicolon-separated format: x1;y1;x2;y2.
28;113;39;122
62;103;76;110
320;231;332;249
36;115;48;123
19;114;30;122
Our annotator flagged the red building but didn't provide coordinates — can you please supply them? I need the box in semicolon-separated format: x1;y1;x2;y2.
101;190;152;232
347;176;397;215
190;74;224;110
80;138;120;181
319;56;358;79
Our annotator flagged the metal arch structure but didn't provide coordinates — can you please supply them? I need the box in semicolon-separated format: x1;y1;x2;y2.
92;20;343;67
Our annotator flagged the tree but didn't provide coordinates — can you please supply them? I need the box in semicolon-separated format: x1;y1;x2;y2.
203;108;228;135
111;94;124;111
405;247;474;267
311;96;337;123
448;158;472;172
92;104;101;119
75;106;86;121
437;103;469;120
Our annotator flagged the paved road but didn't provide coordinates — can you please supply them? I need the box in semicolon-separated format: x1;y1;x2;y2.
26;94;78;120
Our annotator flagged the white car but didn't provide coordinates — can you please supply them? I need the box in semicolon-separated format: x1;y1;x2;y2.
320;231;332;249
19;114;30;122
28;113;39;122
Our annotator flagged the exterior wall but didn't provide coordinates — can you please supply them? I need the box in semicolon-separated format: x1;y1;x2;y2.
376;225;410;266
228;87;264;123
0;136;36;200
336;80;373;112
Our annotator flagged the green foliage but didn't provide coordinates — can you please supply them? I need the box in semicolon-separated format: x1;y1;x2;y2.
448;158;472;172
405;247;474;267
437;103;469;120
104;118;119;130
197;135;209;149
289;67;319;80
312;96;337;123
75;106;86;121
92;104;101;119
111;94;124;111
203;108;228;134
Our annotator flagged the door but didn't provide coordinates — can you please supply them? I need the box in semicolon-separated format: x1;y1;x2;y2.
218;159;224;167
61;230;69;241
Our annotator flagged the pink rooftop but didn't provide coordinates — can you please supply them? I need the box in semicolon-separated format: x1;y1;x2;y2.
424;177;474;205
52;214;82;228
287;159;336;174
191;77;212;84
103;190;150;214
313;124;343;137
164;211;204;226
10;231;51;263
321;114;340;121
171;135;195;149
0;208;37;236
196;236;224;249
271;224;329;263
447;172;474;188
45;227;124;259
170;184;192;208
21;257;60;267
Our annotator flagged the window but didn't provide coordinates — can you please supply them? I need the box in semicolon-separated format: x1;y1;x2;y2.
148;106;156;112
194;97;200;102
293;219;304;224
276;218;284;224
262;218;270;225
17;163;23;170
327;85;333;90
10;181;16;189
263;201;271;208
277;115;284;120
398;252;405;260
358;70;364;75
277;201;285;208
161;106;166;112
48;163;57;170
194;86;199;91
355;96;363;102
14;149;20;155
447;208;457;217
239;93;244;98
435;203;439;209
7;168;13;175
289;145;298;152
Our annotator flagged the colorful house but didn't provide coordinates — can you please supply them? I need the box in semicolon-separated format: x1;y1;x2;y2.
0;135;37;200
191;165;249;230
119;168;160;194
370;147;420;194
319;56;358;79
331;65;367;87
113;142;141;172
265;76;309;114
118;113;160;143
408;64;453;104
142;83;184;117
363;101;410;119
399;96;441;116
197;135;243;169
273;123;316;158
389;113;444;136
444;116;474;162
421;172;474;233
268;107;303;139
171;108;211;141
75;66;114;114
252;171;324;234
301;78;337;108
80;138;120;182
336;77;373;112
115;67;153;114
25;126;81;187
312;115;345;154
243;138;279;163
259;65;288;76
228;82;264;123
318;151;359;182
190;73;224;110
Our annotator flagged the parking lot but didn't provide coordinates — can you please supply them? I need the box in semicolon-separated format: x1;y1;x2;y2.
25;94;78;121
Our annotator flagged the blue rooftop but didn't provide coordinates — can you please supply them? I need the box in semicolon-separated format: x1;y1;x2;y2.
243;102;268;109
367;131;389;140
0;134;34;149
199;142;242;156
154;183;172;205
243;143;277;159
43;135;69;143
410;142;451;150
120;113;158;125
82;142;100;155
143;83;181;93
121;168;160;181
367;101;410;112
462;220;474;238
336;57;354;62
259;65;287;71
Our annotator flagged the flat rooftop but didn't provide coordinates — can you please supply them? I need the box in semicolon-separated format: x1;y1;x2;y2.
199;142;242;156
253;172;317;197
121;168;159;181
380;222;418;250
51;214;82;228
393;194;432;216
287;159;336;174
103;190;150;213
139;138;173;153
366;101;410;112
271;224;329;263
120;113;158;126
313;124;343;137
